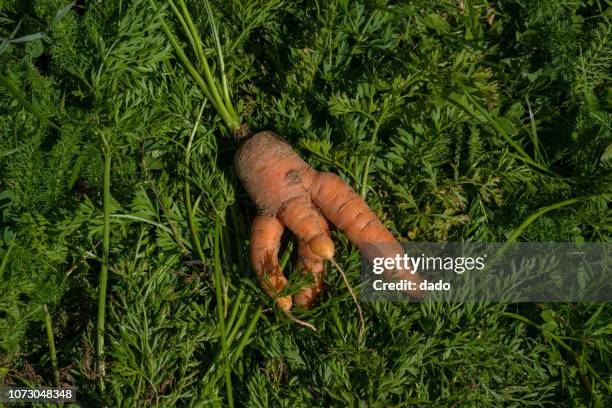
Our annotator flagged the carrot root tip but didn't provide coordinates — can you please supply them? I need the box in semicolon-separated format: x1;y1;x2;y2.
276;296;293;313
308;235;334;259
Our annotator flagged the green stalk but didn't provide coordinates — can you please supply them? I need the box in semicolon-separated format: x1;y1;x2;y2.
227;306;251;346
201;305;262;402
185;102;208;263
505;194;611;244
43;304;60;386
214;215;234;408
226;289;245;332
229;206;247;273
0;241;15;280
149;0;241;132
449;92;556;176
175;0;238;127
110;214;176;237
524;96;543;164
203;0;237;119
230;306;262;363
148;1;221;116
0;73;61;131
164;0;199;63
165;0;240;131
175;0;206;74
97;147;112;392
483;193;612;270
154;6;216;105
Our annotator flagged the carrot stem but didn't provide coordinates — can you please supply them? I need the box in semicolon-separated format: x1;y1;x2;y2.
454;92;557;176
43;304;60;386
96;146;111;392
479;193;612;271
214;215;234;408
0;240;14;280
505;194;611;244
184;102;207;264
150;0;237;130
0;73;61;131
203;0;238;120
175;0;235;124
155;0;241;132
155;7;216;105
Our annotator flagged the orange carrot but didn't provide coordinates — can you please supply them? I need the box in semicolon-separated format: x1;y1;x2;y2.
294;238;325;308
311;172;424;296
250;215;292;312
238;131;424;308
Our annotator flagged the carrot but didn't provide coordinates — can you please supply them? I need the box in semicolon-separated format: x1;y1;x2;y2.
250;215;292;312
294;238;325;308
311;172;425;296
157;2;423;317
237;131;425;305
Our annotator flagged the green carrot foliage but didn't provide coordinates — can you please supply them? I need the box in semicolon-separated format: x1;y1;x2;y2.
1;0;610;406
